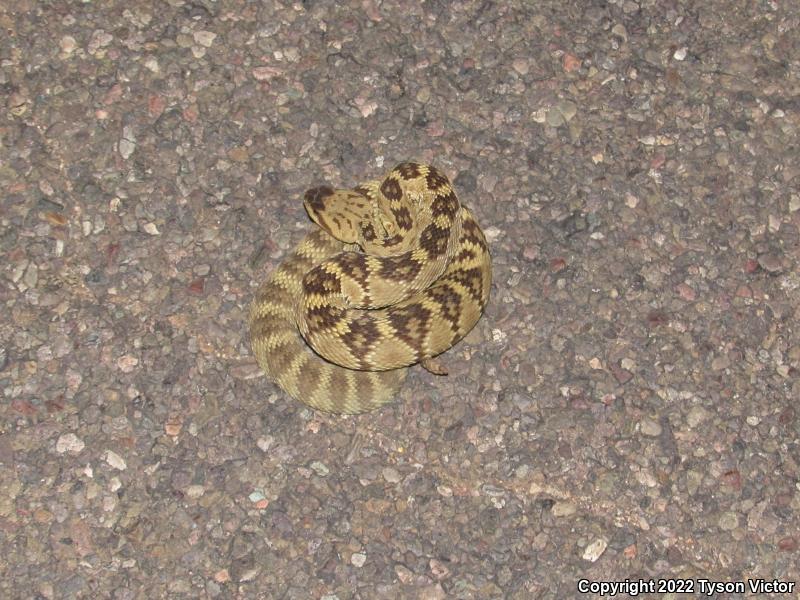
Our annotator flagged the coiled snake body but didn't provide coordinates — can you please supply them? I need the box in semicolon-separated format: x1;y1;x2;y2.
249;162;492;413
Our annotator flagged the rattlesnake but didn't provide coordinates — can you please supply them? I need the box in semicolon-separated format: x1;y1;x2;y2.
249;162;492;413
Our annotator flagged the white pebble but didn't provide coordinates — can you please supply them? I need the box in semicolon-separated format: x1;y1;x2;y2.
582;538;608;562
186;485;205;498
119;138;135;159
257;436;274;452
483;226;502;243
551;501;577;517
117;355;139;373
104;450;127;470
193;30;217;47
350;553;367;567
56;433;85;454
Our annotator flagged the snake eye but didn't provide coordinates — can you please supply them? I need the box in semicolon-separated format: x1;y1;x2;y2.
360;222;376;241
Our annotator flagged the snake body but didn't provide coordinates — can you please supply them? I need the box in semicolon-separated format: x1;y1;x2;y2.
249;162;492;413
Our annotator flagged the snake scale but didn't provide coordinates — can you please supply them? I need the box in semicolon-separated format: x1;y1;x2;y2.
249;162;492;413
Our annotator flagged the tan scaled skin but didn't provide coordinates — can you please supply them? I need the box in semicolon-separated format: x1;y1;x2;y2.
249;162;492;413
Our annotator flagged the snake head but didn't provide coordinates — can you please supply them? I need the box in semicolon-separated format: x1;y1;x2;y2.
303;186;374;245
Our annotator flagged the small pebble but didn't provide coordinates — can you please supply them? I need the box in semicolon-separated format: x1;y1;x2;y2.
582;538;608;562
676;283;697;301
60;35;77;55
119;138;136;159
309;461;329;476
193;31;217;47
711;355;730;371
757;253;783;273
686;406;709;428
252;66;282;81
256;436;274;452
639;418;662;437
214;570;230;583
551;501;577;517
56;433;85;454
186;485;205;499
351;552;367;567
104;450;127;470
117;355;139;373
395;565;413;584
718;512;739;531
512;58;529;75
483;226;502;243
382;467;401;483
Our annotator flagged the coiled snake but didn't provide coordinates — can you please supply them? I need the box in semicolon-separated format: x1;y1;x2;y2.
249;162;492;413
